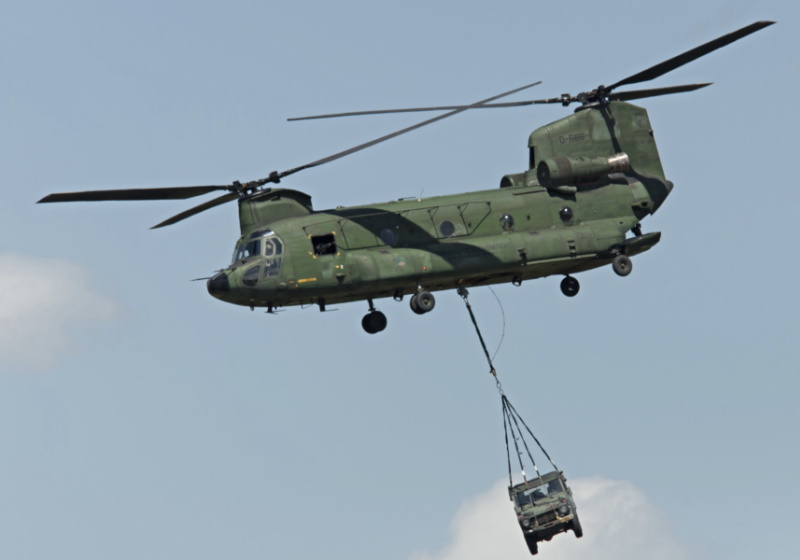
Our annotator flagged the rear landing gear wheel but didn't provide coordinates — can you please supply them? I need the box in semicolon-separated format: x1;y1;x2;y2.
362;311;387;334
560;276;580;297
612;254;632;277
410;291;436;315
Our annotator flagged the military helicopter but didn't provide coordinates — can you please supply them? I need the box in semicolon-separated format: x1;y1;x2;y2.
38;21;773;334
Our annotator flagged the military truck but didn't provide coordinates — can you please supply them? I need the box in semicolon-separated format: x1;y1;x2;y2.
510;470;582;555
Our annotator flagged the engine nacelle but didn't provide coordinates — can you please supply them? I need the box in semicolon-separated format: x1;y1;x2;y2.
537;152;630;187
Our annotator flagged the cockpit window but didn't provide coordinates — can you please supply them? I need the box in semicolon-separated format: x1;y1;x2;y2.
234;239;261;262
232;232;284;264
249;228;273;239
265;258;282;277
264;238;283;257
242;265;261;287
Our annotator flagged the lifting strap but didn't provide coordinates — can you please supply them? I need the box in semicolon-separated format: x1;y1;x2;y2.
459;287;559;485
502;394;559;484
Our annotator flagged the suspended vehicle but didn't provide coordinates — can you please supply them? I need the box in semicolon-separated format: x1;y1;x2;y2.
37;22;774;333
460;287;582;556
498;394;580;556
510;471;582;555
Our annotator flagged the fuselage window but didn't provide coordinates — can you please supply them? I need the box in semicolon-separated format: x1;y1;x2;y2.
380;228;397;246
499;213;515;231
311;233;336;256
439;220;456;237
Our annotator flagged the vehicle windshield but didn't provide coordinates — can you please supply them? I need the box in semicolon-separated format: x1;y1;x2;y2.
514;478;565;507
232;230;283;264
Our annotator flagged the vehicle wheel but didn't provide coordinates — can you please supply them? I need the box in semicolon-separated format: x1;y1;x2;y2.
572;514;584;539
410;291;435;314
560;276;580;297
524;534;539;555
361;311;387;334
612;254;632;277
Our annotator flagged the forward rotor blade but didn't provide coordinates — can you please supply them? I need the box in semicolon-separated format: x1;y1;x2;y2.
277;81;542;180
40;83;541;227
609;21;775;91
151;192;240;229
38;185;229;203
609;83;713;101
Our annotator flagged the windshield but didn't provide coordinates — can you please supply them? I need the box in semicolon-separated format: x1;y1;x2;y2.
232;231;284;264
514;478;564;507
233;238;262;262
231;229;283;270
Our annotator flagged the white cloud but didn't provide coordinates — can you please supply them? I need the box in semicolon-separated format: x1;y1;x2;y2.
410;476;687;560
0;253;120;371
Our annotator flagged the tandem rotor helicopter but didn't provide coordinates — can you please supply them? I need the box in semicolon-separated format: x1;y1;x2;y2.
39;21;773;334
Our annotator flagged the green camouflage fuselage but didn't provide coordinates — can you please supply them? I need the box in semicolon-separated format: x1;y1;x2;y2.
208;101;671;310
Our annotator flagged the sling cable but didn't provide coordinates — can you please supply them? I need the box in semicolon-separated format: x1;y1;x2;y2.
458;286;583;556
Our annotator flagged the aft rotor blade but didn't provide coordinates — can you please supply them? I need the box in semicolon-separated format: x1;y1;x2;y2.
609;83;713;101
288;99;563;121
289;88;706;118
277;80;542;180
151;192;240;229
38;185;229;203
288;101;541;121
609;21;775;91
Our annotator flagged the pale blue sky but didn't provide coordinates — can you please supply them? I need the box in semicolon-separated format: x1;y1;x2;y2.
1;1;797;559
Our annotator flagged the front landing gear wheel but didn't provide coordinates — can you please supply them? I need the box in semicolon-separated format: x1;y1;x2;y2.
612;254;632;277
361;311;387;334
410;291;436;315
560;276;580;297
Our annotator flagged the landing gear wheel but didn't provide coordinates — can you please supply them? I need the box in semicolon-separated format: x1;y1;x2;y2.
524;534;539;555
410;291;436;315
572;513;584;539
361;311;387;334
560;276;580;297
612;254;632;277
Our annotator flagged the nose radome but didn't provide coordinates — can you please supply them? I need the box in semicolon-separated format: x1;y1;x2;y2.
207;271;230;295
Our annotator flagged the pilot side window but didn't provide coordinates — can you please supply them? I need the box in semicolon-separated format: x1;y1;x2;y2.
264;238;284;257
311;234;336;256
